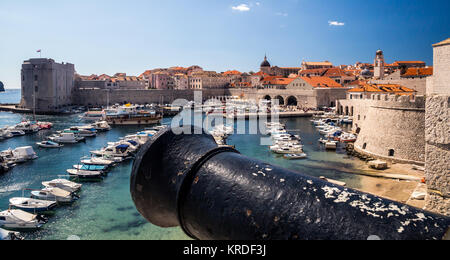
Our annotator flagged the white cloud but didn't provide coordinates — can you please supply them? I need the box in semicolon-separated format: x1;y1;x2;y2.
232;4;251;12
328;21;345;26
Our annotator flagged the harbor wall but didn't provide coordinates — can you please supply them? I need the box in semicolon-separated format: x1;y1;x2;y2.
73;87;348;109
72;89;230;106
338;94;426;164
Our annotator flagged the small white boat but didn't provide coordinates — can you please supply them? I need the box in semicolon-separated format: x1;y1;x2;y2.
63;126;97;137
91;121;111;132
0;209;47;230
90;144;133;158
36;141;64;148
8;129;26;136
31;187;78;203
340;133;357;143
0;228;23;240
80;156;115;166
283;153;308;160
272;147;304;154
14;122;40;134
42;179;82;193
0;146;38;163
67;169;103;180
49;133;85;144
9;197;57;213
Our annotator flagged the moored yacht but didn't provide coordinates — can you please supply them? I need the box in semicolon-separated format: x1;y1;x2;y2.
0;209;47;230
49;133;85;144
42;179;82;193
105;104;163;126
9;197;57;213
31;187;78;204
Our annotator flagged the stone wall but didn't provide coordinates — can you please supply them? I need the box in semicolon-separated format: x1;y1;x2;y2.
72;88;230;106
370;77;428;95
424;39;450;216
338;94;426;164
73;87;348;109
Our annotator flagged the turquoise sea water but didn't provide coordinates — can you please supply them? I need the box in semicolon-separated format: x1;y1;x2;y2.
0;92;368;240
0;89;21;104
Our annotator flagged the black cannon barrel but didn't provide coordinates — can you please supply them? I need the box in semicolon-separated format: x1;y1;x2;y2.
131;127;450;240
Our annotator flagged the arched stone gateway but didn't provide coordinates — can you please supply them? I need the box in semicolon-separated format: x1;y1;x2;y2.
263;95;271;101
274;96;284;105
287;96;298;106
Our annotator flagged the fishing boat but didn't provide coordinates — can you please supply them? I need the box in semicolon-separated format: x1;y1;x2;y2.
0;128;14;139
91;121;111;132
105;104;163;126
0;228;23;240
49;133;85;144
36;141;64;148
67;169;103;180
0;146;38;164
90;144;134;158
272;147;304;154
283;153;308;160
42;179;82;193
340;133;357;143
9;198;57;213
0;209;48;230
73;164;108;172
80;156;116;166
14;121;40;134
37;122;53;130
8;129;26;137
62;127;97;137
31;188;78;203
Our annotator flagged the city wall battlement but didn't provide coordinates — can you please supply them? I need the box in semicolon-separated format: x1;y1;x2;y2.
337;94;426;165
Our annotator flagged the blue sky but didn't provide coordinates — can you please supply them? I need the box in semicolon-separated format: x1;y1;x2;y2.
0;0;449;89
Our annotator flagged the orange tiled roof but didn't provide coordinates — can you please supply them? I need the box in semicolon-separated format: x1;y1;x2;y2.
393;61;426;65
402;67;433;77
348;84;416;94
347;79;367;86
262;77;296;85
299;68;327;75
254;71;270;77
322;67;352;77
303;61;333;66
300;76;344;88
223;70;242;75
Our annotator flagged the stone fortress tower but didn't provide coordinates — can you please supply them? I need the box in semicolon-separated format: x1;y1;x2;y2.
424;38;450;216
20;58;75;114
374;50;385;79
352;94;426;165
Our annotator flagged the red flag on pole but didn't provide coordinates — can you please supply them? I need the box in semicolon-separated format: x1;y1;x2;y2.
37;49;41;53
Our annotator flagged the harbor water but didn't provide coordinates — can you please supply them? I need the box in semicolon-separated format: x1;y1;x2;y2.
1;90;369;240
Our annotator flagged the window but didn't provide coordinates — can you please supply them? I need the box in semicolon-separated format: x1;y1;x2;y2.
362;143;367;150
34;75;38;81
389;149;395;157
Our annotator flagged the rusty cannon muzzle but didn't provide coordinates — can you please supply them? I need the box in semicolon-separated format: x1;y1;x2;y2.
130;126;450;240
